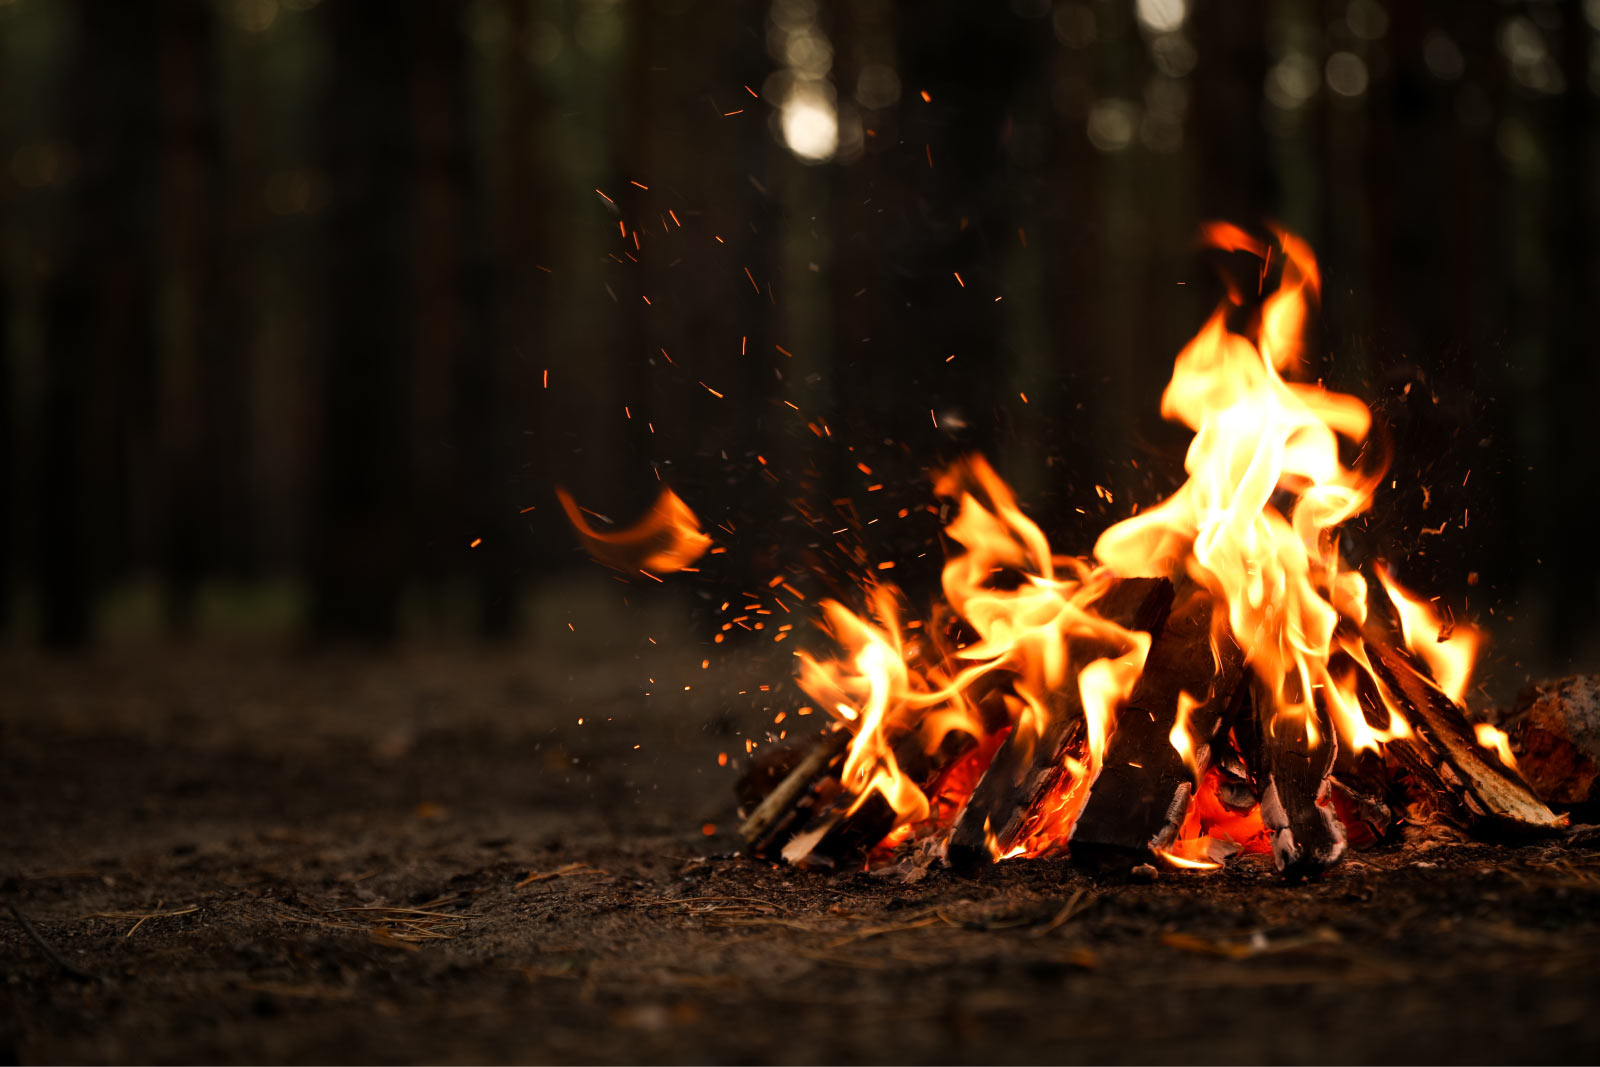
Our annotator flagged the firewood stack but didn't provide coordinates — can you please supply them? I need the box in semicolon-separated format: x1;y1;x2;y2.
738;574;1568;880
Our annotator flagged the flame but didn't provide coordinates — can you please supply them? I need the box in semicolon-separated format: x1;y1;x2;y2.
1375;566;1511;766
1376;566;1481;707
1155;847;1222;871
582;222;1504;871
1094;223;1384;757
795;457;1149;844
557;486;711;575
1169;691;1202;783
1474;723;1518;770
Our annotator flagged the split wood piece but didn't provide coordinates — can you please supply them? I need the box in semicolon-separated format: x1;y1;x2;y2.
1071;586;1247;855
738;727;851;853
1366;636;1566;833
782;728;980;868
945;576;1176;872
1250;679;1346;877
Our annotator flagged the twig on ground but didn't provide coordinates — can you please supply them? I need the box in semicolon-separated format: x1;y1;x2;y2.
82;908;201;940
516;863;607;888
824;914;944;949
638;895;791;913
1030;887;1097;938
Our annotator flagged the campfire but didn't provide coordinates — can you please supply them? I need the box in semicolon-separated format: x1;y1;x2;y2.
565;222;1567;880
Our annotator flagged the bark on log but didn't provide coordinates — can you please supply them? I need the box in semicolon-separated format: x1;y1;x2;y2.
946;576;1175;871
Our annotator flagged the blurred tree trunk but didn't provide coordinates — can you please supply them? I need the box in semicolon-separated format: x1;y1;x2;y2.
38;0;159;648
1039;23;1110;536
158;0;234;634
464;0;515;638
0;259;10;635
598;0;654;509
1195;1;1271;220
464;0;541;637
411;0;469;630
311;0;416;641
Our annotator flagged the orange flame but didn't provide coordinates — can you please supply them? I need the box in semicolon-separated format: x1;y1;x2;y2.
1094;223;1385;756
781;224;1503;866
1376;567;1510;765
571;223;1504;871
1474;722;1518;770
1377;566;1481;707
556;487;711;575
1169;691;1202;783
1155;847;1222;871
795;457;1149;843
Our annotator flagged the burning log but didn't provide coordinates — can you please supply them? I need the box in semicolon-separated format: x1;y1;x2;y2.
741;618;1012;864
778;727;981;868
945;576;1174;871
1366;636;1565;834
1249;680;1346;876
1071;585;1246;856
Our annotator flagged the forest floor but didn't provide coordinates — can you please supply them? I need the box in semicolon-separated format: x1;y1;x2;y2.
5;598;1600;1064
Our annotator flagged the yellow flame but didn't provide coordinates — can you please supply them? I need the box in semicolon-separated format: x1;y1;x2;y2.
1474;722;1518;770
1094;224;1395;759
1155;846;1223;870
784;223;1487;862
795;458;1149;842
1169;691;1202;783
1377;566;1481;707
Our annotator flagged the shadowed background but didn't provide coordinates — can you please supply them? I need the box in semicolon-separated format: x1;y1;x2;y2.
3;0;1599;699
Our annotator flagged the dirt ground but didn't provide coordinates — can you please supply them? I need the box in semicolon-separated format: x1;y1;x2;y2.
5;598;1600;1064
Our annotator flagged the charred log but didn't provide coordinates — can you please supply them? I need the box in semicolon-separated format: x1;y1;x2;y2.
1248;680;1346;878
1072;586;1247;855
1329;775;1393;847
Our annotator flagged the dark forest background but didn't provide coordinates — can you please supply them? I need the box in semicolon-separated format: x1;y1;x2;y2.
2;0;1598;691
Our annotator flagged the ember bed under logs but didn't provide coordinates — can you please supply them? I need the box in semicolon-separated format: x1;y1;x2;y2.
565;223;1578;883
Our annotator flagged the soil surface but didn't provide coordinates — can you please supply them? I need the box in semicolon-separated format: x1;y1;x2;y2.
5;608;1600;1064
